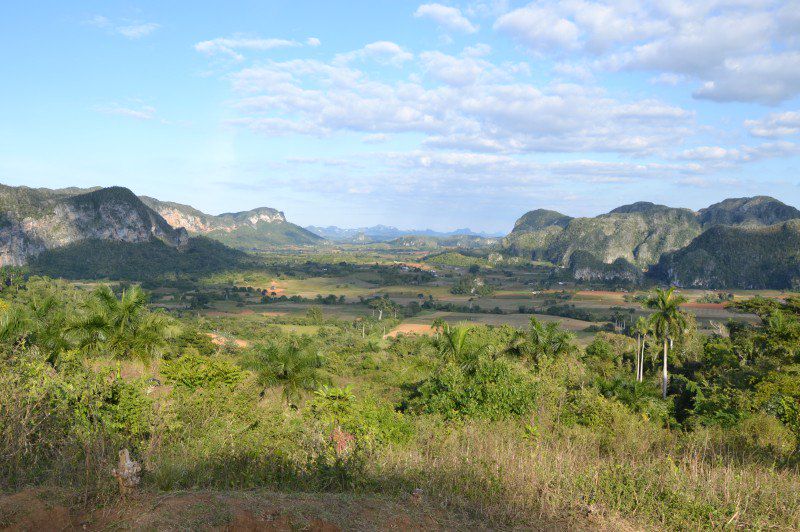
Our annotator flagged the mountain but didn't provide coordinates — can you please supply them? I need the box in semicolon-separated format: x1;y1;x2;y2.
503;203;701;268
140;197;322;249
698;196;800;228
387;234;498;249
0;185;187;266
505;196;800;266
305;225;500;243
651;220;800;289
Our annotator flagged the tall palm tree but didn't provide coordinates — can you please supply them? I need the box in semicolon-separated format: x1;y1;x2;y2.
71;285;181;362
633;316;650;382
646;287;688;399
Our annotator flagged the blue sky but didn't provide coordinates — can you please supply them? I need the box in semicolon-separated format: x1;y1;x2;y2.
1;1;799;232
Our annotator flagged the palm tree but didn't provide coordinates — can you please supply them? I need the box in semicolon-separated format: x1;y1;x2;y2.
527;317;575;367
431;317;447;339
633;316;650;382
256;343;328;406
646;287;688;399
439;323;471;363
71;285;181;362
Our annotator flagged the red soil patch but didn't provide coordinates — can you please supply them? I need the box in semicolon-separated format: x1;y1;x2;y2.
0;489;71;531
0;490;494;530
384;323;434;338
208;332;251;349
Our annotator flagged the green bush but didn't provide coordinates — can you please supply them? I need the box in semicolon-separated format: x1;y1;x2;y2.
161;352;243;390
404;358;537;420
306;385;414;448
0;350;153;493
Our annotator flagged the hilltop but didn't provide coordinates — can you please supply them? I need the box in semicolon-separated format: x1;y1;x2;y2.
140;197;322;249
0;185;187;267
503;196;800;288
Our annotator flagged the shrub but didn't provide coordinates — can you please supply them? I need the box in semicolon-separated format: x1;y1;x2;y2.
161;353;243;390
404;358;537;420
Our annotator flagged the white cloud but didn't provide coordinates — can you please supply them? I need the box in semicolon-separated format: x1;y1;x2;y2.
745;111;800;138
306;37;321;47
494;5;580;51
222;53;693;156
94;102;157;120
363;133;391;144
116;23;160;39
677;142;800;164
194;36;300;61
492;1;800;103
414;3;479;34
692;52;800;104
86;15;160;39
335;41;414;66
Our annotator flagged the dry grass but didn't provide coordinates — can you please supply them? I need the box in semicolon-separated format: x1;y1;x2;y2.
369;421;800;531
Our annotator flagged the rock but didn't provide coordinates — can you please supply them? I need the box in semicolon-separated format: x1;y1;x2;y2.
112;449;141;497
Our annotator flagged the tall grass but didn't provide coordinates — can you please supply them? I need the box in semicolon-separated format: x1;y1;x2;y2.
369;420;800;530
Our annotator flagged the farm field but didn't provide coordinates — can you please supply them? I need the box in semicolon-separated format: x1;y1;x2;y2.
4;248;797;530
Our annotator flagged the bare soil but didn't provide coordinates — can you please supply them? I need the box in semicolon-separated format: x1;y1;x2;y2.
0;489;493;531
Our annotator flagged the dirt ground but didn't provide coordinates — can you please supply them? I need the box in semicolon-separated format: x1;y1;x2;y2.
0;489;493;531
383;323;434;338
207;333;251;349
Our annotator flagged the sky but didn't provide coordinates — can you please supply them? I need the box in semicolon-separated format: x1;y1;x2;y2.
0;1;799;233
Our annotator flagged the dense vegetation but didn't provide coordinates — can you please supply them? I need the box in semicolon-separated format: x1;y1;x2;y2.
29;237;252;282
2;274;800;529
652;221;800;289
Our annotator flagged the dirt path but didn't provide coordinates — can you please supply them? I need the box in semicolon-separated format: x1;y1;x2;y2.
0;489;491;531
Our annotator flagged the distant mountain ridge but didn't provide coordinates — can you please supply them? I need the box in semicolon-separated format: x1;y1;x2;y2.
306;225;501;243
505;195;800;288
0;183;319;269
140;197;321;249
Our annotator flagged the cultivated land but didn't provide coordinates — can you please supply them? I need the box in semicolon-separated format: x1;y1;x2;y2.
4;242;800;531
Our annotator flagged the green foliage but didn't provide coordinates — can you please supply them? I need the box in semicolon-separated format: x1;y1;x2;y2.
246;342;328;405
71;285;182;362
450;275;495;296
653;221;800;289
754;367;800;451
405;355;537;420
0;349;153;492
306;385;413;448
30;236;251;282
162;353;243;390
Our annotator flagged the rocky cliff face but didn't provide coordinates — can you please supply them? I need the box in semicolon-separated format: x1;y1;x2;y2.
503;203;701;268
141;197;288;234
0;185;186;266
140;197;319;249
504;197;800;278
